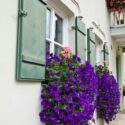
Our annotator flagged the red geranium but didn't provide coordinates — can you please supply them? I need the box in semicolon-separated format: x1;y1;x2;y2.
107;0;125;12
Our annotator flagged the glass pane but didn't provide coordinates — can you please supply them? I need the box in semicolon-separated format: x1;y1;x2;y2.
46;41;50;51
46;9;51;38
54;14;63;44
54;44;63;55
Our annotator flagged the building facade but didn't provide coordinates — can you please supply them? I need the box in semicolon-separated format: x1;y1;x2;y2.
0;0;124;125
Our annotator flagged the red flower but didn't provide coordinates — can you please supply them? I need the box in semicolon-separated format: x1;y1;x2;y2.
61;47;71;58
107;0;125;12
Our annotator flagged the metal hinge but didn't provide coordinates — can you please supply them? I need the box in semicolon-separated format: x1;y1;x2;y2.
88;50;91;54
18;9;28;17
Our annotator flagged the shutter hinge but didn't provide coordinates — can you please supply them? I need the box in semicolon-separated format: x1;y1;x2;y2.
84;48;87;51
72;26;77;30
18;10;28;17
88;50;91;54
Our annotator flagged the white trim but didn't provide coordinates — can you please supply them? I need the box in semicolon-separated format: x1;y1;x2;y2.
92;21;105;38
53;41;63;47
92;21;106;44
47;1;68;19
70;0;80;12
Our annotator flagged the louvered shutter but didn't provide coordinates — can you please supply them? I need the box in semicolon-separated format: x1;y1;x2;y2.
75;17;86;60
16;0;47;81
103;44;109;66
87;28;96;66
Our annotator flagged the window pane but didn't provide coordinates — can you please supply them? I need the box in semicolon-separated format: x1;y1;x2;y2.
54;14;63;44
46;9;51;38
54;44;63;55
46;41;50;51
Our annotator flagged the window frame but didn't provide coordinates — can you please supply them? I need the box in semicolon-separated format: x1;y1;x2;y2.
46;3;69;54
95;35;103;65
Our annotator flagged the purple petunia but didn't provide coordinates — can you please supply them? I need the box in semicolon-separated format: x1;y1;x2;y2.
96;65;120;124
54;106;60;114
39;51;98;125
49;72;54;77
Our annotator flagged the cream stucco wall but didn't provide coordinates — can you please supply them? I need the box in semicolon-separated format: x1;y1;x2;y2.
0;0;122;125
0;1;42;125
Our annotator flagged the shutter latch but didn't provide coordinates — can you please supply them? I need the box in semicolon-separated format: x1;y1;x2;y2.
18;10;28;17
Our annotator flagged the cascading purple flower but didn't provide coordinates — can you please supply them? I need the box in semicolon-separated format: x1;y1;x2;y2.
39;49;98;125
96;65;120;124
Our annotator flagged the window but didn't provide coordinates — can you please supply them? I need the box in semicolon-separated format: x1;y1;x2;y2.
46;6;68;55
95;36;103;65
54;14;63;44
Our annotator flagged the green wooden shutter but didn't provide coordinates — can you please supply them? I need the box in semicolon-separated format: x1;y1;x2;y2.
75;17;86;60
87;28;96;66
16;0;47;81
103;44;109;66
116;55;121;85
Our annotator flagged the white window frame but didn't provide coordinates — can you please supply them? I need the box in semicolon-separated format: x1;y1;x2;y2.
95;35;103;65
46;3;69;54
